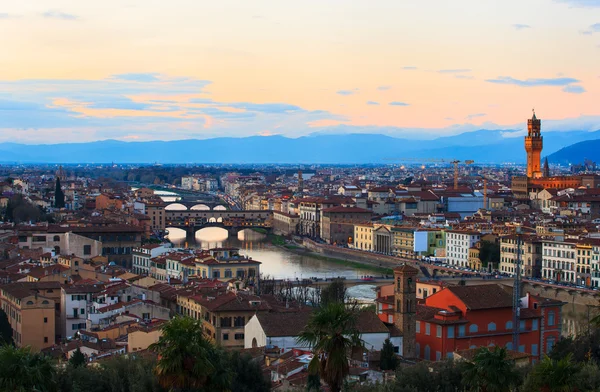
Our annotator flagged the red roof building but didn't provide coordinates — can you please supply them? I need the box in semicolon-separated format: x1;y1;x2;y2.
376;283;563;362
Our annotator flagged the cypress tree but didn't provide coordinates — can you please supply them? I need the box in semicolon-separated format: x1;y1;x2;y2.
54;177;65;209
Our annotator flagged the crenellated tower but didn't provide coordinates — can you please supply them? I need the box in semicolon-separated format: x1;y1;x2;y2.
393;264;419;358
525;110;543;178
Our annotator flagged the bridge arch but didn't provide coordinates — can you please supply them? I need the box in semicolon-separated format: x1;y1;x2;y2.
208;217;217;223
190;204;210;210
213;205;227;211
165;203;188;211
216;217;223;222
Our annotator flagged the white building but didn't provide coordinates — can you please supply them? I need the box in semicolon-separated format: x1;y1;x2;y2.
61;284;104;339
542;240;577;283
132;244;171;275
244;310;401;354
446;230;480;268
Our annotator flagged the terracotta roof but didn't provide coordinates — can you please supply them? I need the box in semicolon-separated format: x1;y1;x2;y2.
255;311;312;337
446;285;513;310
393;264;419;275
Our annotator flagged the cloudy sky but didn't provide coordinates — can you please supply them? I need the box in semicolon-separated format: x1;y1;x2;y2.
1;0;600;143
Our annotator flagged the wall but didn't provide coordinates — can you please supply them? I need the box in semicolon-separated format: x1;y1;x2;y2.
128;328;162;352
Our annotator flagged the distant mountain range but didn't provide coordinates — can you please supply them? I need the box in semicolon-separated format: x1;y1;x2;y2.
1;129;599;164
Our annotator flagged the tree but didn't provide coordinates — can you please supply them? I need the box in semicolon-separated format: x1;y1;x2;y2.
149;316;233;391
320;279;347;307
479;240;500;269
0;345;56;392
229;351;271;392
522;354;581;392
69;347;86;368
306;373;321;391
379;339;398;371
297;303;363;392
55;177;65;209
462;347;519;392
0;309;13;346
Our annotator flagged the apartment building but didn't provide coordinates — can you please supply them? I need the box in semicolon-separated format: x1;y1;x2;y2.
499;235;542;278
61;284;104;339
132;244;171;275
353;223;374;251
541;240;577;283
446;231;481;268
0;282;61;351
177;291;271;349
320;206;372;245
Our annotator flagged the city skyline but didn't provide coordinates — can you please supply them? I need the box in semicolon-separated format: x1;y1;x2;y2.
1;0;600;143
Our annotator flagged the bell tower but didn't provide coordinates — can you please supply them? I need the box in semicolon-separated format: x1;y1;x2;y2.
525;110;543;178
393;264;419;358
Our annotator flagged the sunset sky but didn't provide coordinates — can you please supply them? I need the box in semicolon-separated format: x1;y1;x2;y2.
1;0;599;143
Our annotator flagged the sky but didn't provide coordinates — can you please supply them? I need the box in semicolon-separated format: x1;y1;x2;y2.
1;0;600;143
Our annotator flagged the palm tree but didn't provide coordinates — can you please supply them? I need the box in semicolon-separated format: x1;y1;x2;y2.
149;316;232;391
461;346;519;392
523;354;581;392
0;345;56;392
296;303;363;392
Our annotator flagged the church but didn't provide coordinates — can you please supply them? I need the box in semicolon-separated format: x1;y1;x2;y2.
511;111;598;199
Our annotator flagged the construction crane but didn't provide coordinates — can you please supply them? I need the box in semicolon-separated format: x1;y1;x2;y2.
384;157;474;190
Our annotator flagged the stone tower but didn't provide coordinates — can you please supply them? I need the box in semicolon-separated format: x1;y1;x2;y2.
393;264;419;358
543;157;550;178
525;110;543;178
297;169;303;194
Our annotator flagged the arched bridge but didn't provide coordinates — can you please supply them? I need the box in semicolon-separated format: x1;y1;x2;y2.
164;201;229;211
166;210;273;236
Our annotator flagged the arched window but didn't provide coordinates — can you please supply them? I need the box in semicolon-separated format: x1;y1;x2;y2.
41;300;49;305
469;324;478;333
53;235;60;242
506;321;513;330
26;301;34;305
487;322;496;332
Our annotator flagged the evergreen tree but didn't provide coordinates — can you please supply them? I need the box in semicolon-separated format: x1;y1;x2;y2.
306;373;321;391
379;339;398;371
69;347;87;368
0;309;13;345
320;279;347;307
54;177;65;209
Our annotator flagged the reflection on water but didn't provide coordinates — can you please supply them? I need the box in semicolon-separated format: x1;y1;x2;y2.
166;227;378;300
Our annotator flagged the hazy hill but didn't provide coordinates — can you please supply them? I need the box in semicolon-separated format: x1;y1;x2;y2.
0;130;599;164
548;139;600;165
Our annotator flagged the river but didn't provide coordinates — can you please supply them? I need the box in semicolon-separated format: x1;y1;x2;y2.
166;227;379;301
166;227;593;337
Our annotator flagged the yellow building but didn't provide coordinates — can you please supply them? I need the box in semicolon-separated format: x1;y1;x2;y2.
127;320;166;353
0;283;59;351
499;234;542;278
353;223;373;251
468;244;483;271
177;292;271;349
576;242;593;287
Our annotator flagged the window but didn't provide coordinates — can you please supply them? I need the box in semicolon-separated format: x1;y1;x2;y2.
83;245;91;255
80;308;85;315
458;325;465;337
223;333;229;341
436;351;442;361
532;319;539;331
506;321;513;330
447;326;455;338
487;322;496;332
436;325;442;338
416;321;420;333
44;337;48;343
519;320;526;331
425;323;430;336
506;342;513;350
519;345;525;353
424;345;430;361
469;324;478;333
548;312;555;326
546;336;555;353
416;343;420;357
531;344;538;356
234;333;244;340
